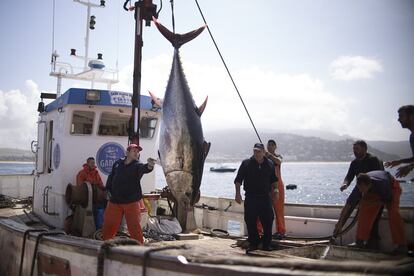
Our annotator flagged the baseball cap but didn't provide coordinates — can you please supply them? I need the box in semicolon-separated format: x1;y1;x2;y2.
253;143;264;150
127;144;143;152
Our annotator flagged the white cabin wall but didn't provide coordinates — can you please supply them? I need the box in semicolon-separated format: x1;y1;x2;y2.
33;110;65;227
59;105;160;191
33;103;161;228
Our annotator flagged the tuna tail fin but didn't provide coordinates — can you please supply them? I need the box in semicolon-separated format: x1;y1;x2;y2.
153;16;206;49
195;96;208;116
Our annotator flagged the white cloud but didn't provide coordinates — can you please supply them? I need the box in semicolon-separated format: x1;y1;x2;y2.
330;55;383;81
115;54;352;137
113;53;171;95
0;80;40;149
0;55;401;151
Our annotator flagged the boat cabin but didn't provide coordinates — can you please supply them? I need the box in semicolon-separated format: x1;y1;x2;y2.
33;88;161;228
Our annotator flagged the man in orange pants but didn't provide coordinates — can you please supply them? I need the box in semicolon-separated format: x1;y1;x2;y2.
355;171;407;254
257;139;286;240
102;144;155;243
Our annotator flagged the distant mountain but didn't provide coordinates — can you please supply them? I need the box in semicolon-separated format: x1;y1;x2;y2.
0;148;34;162
204;129;403;162
367;140;411;160
1;130;409;163
282;129;353;141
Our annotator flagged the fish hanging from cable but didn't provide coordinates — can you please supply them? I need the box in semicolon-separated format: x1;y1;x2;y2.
150;17;210;232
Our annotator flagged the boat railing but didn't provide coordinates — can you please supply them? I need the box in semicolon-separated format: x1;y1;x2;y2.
158;195;414;241
0;174;34;199
50;62;119;85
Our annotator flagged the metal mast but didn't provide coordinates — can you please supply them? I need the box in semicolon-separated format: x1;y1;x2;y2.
124;0;158;146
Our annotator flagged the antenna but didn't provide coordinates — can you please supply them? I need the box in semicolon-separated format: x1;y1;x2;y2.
50;0;118;97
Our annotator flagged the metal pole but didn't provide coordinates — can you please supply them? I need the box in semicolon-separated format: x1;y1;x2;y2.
84;4;91;70
57;76;62;97
131;1;144;146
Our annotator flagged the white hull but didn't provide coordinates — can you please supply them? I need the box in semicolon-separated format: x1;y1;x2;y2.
191;196;414;251
1;174;413;275
1;215;413;276
1;174;413;250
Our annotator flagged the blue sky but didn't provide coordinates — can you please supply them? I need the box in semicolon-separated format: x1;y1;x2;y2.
0;0;413;149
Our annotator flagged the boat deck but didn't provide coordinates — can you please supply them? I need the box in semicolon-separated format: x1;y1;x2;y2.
1;205;414;275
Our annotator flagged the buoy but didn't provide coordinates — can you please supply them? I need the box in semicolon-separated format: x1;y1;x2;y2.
286;184;297;190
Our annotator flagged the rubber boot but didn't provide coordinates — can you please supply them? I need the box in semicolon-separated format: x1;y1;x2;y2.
349;239;365;249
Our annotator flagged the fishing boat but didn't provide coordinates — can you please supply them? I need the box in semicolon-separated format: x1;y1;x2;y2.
0;1;413;275
209;164;237;172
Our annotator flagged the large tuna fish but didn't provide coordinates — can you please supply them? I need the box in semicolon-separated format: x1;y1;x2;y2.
153;18;211;232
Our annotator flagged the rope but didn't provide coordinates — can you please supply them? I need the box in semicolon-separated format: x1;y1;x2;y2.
210;228;229;238
97;239;140;276
143;228;176;242
0;194;32;209
156;0;163;18
283;208;360;241
170;0;175;34
116;0;121;72
193;201;358;242
123;0;132;11
194;0;262;143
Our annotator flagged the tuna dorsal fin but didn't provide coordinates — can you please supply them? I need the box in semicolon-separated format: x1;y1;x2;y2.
153;16;206;49
148;90;163;108
195;96;208;116
203;141;211;161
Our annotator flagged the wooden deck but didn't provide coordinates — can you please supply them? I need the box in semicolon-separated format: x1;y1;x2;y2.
1;205;414;275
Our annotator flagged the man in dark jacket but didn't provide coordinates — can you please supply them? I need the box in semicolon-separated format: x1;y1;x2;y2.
102;144;155;243
234;143;278;253
385;105;414;178
334;140;384;248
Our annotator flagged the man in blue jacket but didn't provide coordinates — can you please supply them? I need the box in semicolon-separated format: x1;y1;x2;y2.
102;144;155;243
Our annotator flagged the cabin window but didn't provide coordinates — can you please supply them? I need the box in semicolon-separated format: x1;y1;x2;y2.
98;112;129;136
140;117;157;139
70;111;94;135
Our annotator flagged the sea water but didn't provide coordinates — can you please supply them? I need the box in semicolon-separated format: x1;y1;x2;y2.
156;162;414;207
1;161;413;206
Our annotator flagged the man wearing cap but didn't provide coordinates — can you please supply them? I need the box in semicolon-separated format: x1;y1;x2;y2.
234;143;278;253
102;144;156;243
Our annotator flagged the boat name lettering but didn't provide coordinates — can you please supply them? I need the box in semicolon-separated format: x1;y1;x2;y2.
109;91;132;106
96;142;125;175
